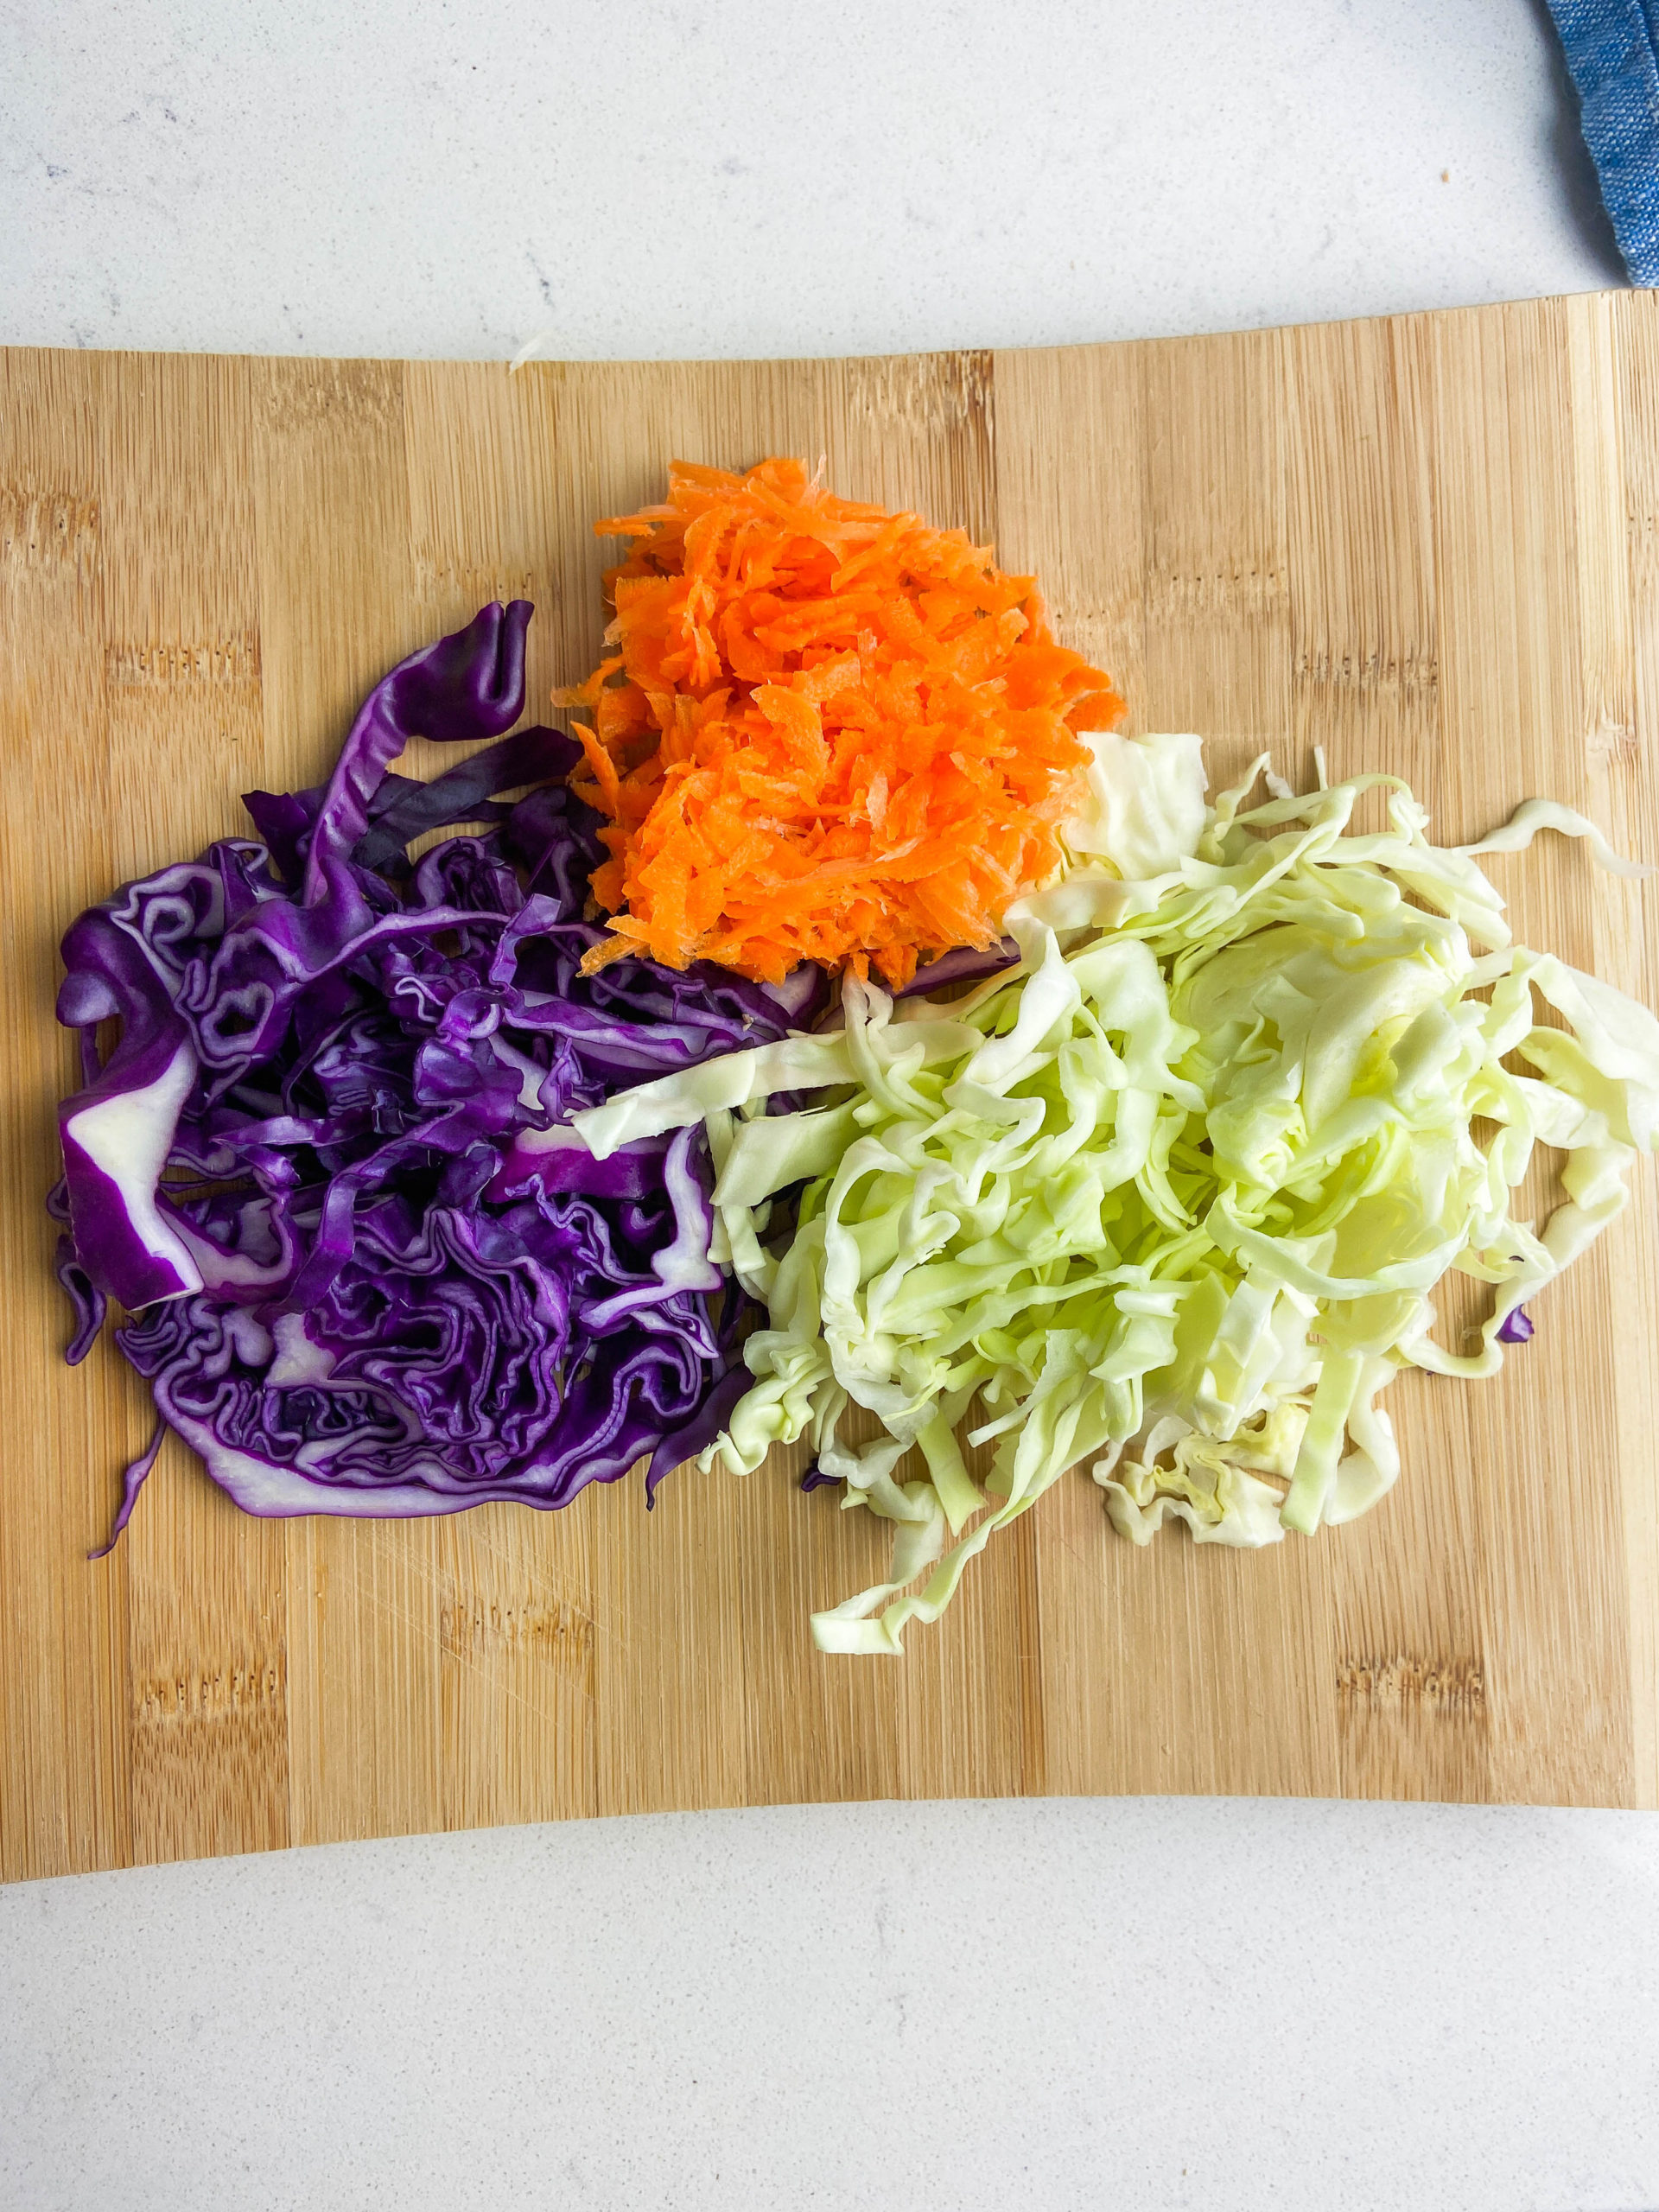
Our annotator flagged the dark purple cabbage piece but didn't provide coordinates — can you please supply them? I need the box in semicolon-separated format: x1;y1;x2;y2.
893;937;1020;998
53;602;825;1548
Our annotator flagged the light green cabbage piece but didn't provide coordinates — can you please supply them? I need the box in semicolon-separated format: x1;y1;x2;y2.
574;748;1659;1654
1060;728;1209;880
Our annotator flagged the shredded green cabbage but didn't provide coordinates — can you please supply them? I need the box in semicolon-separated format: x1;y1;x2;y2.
574;746;1659;1654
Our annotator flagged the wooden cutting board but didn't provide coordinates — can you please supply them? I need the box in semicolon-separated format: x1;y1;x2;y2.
3;292;1657;1880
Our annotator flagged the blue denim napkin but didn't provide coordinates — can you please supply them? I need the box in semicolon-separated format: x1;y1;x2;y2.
1548;0;1659;281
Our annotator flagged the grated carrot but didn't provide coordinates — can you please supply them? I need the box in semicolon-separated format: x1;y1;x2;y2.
557;457;1123;988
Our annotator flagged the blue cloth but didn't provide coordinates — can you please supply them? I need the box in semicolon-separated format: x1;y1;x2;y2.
1548;0;1659;282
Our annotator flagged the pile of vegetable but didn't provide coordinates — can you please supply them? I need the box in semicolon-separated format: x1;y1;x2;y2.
53;602;819;1545
561;457;1122;987
577;741;1659;1651
50;460;1659;1662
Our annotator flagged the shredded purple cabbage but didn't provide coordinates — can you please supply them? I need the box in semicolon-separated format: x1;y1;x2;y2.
53;603;825;1548
894;938;1020;998
1497;1305;1534;1344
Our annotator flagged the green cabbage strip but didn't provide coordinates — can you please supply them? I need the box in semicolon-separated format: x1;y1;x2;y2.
573;751;1659;1655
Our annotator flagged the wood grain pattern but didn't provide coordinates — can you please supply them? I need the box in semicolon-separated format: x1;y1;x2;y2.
3;295;1657;1879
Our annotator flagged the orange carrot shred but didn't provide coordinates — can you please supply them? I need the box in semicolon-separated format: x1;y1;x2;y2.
557;457;1122;986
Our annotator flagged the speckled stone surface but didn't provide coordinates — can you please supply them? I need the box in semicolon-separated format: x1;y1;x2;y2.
0;0;1625;362
1;4;1655;2208
3;1798;1658;2211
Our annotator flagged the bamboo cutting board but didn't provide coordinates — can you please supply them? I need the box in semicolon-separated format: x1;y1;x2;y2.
3;292;1658;1881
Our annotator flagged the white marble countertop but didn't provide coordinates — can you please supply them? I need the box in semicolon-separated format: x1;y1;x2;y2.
2;4;1655;2209
0;0;1625;360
